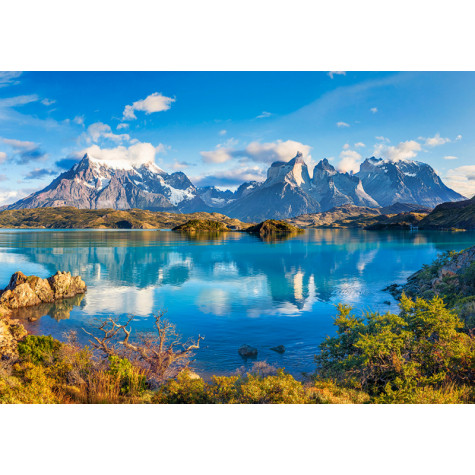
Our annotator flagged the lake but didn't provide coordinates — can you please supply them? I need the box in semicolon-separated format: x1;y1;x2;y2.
0;228;473;377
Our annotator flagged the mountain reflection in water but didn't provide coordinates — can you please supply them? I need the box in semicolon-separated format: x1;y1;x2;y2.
0;228;473;376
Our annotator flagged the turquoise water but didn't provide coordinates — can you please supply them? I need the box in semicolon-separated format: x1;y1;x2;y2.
0;229;473;377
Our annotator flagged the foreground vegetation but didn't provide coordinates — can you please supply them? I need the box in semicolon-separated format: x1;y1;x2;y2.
1;292;473;404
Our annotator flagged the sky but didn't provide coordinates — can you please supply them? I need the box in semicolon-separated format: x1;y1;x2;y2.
0;71;474;206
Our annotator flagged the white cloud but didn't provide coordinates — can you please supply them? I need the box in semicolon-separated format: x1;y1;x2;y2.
0;190;24;206
219;129;227;136
86;122;130;143
1;138;36;150
201;147;233;164
83;142;164;169
424;133;451;147
123;92;175;120
354;142;366;148
456;134;462;141
41;98;56;106
193;165;266;187
370;107;378;113
375;136;390;143
117;123;129;130
336;121;350;128
373;140;421;162
73;116;85;126
337;149;362;173
0;94;39;110
256;111;272;119
328;71;346;79
201;139;312;166
244;140;312;164
0;151;6;163
0;72;22;88
170;160;194;171
444;166;475;198
343;143;350;150
443;155;458;160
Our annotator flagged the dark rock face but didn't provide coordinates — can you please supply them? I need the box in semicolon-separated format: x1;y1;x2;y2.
238;344;258;358
310;159;379;210
270;345;285;354
0;271;87;314
356;157;465;207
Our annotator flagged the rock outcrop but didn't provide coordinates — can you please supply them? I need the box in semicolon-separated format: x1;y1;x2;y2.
0;317;27;359
238;344;258;358
0;271;87;315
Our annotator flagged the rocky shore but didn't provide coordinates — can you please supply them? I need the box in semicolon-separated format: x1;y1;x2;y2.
385;245;475;329
0;271;87;317
0;271;87;359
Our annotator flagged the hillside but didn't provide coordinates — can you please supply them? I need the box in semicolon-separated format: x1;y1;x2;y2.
287;204;429;229
0;207;249;230
418;195;475;230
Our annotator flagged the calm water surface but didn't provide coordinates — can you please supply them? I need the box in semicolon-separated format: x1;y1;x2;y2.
1;229;473;377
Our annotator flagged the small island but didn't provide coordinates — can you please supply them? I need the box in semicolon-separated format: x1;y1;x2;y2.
172;219;230;232
245;219;304;237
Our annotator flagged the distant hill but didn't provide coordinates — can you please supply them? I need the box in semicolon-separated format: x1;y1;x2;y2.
418;195;475;230
0;207;249;230
286;203;430;229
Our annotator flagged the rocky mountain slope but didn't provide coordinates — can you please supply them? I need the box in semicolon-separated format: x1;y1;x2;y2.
6;152;465;221
356;157;464;207
9;154;210;213
418;195;475;230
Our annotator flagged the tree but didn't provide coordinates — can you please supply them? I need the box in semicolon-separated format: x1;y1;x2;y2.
84;311;203;385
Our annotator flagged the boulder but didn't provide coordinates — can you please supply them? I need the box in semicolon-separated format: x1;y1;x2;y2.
270;345;285;354
48;271;87;299
238;344;258;358
0;271;86;311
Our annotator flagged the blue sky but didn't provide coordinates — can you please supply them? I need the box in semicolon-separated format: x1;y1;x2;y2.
0;71;474;205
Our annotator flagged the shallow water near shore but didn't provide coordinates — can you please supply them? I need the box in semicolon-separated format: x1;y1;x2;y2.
0;228;473;377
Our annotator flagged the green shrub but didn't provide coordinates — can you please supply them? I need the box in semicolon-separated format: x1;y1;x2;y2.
17;335;61;365
107;355;147;396
315;295;475;402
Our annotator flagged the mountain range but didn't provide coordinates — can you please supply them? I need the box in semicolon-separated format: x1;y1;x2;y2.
6;152;466;221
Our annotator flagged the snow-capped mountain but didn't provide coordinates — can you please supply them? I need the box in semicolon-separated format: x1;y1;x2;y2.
197;186;235;209
8;154;208;212
6;152;466;221
223;153;321;221
310;158;379;210
356;157;465;207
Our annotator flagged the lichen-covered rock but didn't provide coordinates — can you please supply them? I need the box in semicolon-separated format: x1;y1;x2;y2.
48;271;87;299
0;270;86;312
0;317;27;359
